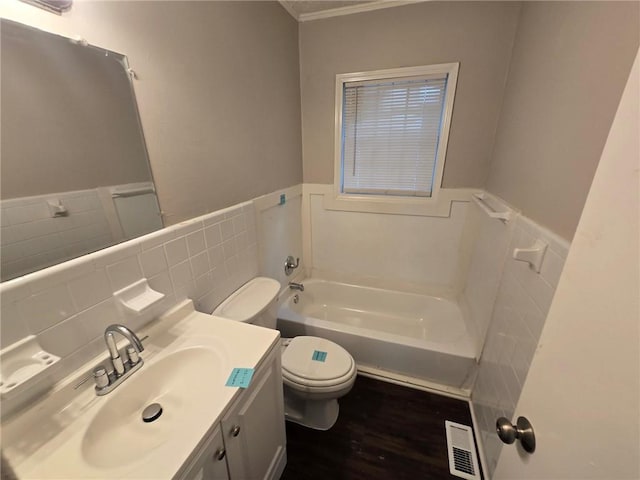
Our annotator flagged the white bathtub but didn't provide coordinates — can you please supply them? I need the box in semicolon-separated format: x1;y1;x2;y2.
277;279;477;390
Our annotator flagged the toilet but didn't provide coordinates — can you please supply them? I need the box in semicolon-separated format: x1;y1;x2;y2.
212;277;356;430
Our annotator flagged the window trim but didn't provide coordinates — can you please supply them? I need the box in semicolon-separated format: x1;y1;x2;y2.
333;63;459;211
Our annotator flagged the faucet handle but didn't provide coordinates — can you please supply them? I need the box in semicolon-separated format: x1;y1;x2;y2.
93;366;109;390
73;365;109;390
126;346;140;366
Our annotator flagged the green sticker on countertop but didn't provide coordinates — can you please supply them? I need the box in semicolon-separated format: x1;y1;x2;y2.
312;350;327;362
226;368;254;388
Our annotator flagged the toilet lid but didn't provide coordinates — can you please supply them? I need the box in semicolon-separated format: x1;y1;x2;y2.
282;336;354;383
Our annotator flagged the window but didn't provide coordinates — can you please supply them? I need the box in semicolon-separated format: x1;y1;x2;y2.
335;63;458;201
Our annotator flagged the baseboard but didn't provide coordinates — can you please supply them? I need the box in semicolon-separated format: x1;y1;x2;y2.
356;364;471;401
468;400;491;480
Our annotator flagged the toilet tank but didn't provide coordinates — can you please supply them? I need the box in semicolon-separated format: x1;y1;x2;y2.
212;277;281;329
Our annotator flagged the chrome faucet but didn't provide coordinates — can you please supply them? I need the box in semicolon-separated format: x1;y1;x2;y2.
289;282;304;292
284;256;300;276
82;324;146;396
105;324;144;376
73;325;145;396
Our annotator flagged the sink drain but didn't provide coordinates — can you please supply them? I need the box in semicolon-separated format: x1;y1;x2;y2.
142;403;163;423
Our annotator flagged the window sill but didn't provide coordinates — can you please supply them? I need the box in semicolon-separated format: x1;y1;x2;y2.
304;184;476;217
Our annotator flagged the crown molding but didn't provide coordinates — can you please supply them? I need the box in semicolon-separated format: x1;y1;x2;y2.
278;1;300;21
279;1;428;23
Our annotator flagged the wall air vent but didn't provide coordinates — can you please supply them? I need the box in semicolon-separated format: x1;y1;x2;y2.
445;420;481;480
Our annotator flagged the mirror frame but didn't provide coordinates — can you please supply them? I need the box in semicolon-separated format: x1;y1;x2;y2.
1;19;163;282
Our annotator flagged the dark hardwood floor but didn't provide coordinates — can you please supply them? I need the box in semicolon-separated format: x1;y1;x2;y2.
281;375;482;480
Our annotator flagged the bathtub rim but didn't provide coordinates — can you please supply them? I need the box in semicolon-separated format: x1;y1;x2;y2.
278;277;478;360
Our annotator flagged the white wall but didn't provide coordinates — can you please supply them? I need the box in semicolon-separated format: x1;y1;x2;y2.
255;185;304;288
470;214;569;476
304;188;472;295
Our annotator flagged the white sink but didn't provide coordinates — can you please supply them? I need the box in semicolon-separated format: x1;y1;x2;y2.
1;300;280;479
81;346;226;469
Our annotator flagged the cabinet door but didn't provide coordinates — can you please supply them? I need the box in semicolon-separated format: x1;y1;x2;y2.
222;354;286;480
181;424;229;480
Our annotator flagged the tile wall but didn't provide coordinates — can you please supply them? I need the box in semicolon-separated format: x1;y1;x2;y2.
1;189;113;280
461;202;516;354
471;214;569;476
0;200;259;415
0;183;161;281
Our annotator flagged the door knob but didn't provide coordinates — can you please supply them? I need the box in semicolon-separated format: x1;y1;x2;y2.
496;416;536;453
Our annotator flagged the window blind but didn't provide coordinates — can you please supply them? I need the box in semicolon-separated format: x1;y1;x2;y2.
341;75;448;197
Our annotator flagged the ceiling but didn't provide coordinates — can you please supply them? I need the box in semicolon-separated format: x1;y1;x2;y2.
279;1;420;22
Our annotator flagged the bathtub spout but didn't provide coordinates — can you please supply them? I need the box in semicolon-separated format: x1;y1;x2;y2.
289;282;304;292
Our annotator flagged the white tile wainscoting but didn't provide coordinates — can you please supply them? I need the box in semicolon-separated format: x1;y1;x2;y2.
1;181;570;462
0;183;161;281
0;189;113;280
0;199;261;416
470;213;570;477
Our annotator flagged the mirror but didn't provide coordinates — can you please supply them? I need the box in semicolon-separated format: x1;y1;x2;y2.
0;19;163;282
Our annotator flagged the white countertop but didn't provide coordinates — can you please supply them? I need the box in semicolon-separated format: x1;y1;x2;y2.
1;300;280;479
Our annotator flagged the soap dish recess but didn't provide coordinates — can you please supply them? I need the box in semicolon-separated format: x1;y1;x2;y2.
0;335;60;397
114;278;165;314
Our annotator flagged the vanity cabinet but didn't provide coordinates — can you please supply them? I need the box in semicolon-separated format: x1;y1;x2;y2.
180;344;286;480
182;425;229;480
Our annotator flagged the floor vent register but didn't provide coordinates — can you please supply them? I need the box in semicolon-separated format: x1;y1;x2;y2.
445;420;481;480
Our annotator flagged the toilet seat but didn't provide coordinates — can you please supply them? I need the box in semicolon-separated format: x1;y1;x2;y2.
282;336;356;389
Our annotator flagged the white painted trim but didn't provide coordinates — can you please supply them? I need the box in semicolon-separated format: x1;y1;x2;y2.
323;188;473;216
295;0;430;22
277;1;299;20
308;183;475;217
301;184;314;278
333;63;459;211
252;184;302;213
357;365;471;400
468;402;490;480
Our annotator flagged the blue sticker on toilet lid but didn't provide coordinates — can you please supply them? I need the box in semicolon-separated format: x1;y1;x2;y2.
312;350;327;362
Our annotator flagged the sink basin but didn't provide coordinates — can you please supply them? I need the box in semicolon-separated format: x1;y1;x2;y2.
81;346;226;469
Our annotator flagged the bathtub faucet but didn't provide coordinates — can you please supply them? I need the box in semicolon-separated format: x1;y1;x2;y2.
289;282;304;292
